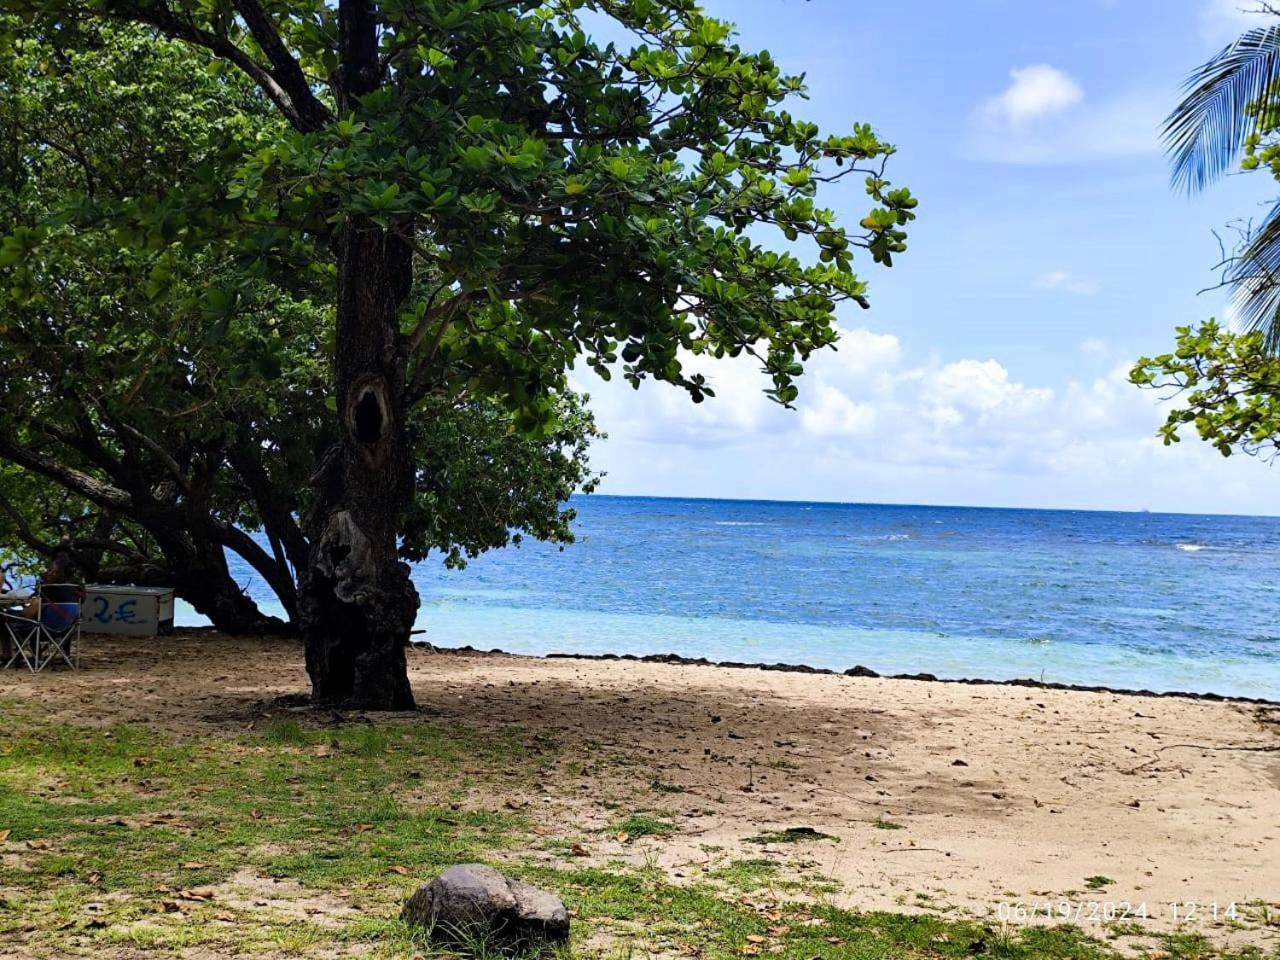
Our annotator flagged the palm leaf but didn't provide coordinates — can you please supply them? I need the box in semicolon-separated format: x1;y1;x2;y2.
1229;199;1280;348
1165;25;1280;194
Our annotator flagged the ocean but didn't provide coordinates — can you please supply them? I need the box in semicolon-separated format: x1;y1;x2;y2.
196;496;1280;699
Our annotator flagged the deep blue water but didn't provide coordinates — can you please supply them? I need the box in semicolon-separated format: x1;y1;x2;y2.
195;497;1280;698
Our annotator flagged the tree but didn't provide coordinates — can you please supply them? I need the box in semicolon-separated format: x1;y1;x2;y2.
1164;13;1280;346
1;19;600;632
1139;7;1280;464
0;16;315;631
2;0;916;709
1131;320;1280;458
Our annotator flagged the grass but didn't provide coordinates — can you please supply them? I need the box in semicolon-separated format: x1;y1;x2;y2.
609;812;675;839
707;858;780;891
0;699;1274;959
745;826;835;845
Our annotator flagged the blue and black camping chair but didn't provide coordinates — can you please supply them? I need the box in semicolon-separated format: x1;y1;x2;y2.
2;583;82;671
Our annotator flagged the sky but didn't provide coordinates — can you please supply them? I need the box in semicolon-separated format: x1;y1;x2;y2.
572;0;1280;515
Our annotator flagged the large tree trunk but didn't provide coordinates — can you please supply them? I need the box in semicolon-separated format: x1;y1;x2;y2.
178;535;293;636
297;217;418;710
294;0;418;710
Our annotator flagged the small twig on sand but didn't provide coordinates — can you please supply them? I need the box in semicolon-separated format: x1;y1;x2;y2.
1123;742;1280;775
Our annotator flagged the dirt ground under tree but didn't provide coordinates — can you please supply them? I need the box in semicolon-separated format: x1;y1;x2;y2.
2;630;1278;956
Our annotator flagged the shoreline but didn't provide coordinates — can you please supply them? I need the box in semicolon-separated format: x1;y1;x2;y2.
421;641;1280;708
168;625;1280;705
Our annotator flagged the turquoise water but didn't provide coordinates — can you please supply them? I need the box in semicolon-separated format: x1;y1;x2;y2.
187;497;1280;698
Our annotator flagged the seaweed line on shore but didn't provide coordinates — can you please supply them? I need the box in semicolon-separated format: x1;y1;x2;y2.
419;643;1280;707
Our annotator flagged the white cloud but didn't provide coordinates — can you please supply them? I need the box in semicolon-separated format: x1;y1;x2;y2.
927;358;1053;413
972;65;1162;164
1038;270;1101;295
801;384;877;436
580;323;1280;515
982;64;1083;128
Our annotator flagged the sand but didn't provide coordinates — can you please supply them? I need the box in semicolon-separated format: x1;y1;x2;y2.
3;631;1277;949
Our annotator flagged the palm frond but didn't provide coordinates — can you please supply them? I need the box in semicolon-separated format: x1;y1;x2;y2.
1165;25;1280;194
1228;199;1280;348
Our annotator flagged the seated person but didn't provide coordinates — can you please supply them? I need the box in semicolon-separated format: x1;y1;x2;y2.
20;556;84;621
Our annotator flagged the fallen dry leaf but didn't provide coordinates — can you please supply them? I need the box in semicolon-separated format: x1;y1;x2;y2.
26;839;51;850
180;862;207;870
616;831;630;843
388;865;409;875
570;843;590;857
0;829;9;842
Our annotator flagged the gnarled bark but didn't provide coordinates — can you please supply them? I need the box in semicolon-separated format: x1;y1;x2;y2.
297;214;418;710
294;0;421;711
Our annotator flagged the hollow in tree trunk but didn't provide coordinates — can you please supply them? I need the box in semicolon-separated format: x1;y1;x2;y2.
298;218;418;710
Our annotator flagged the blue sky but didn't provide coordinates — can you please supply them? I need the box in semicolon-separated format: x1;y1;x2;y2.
578;0;1280;515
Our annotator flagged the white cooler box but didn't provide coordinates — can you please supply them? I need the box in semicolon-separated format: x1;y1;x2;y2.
83;585;175;636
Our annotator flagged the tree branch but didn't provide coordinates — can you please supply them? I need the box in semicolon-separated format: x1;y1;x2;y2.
92;0;332;132
231;0;333;131
0;436;134;513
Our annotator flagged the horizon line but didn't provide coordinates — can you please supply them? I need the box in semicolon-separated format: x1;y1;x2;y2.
578;491;1280;520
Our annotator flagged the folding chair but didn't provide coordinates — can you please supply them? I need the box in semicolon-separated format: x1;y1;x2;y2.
2;584;81;672
2;607;39;671
35;589;81;671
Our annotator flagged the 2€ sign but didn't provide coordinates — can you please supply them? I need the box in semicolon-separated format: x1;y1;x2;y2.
90;596;141;625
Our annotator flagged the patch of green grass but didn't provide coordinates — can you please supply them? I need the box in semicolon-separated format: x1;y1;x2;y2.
1085;875;1114;890
708;858;779;891
648;779;685;794
745;826;835;844
1106;920;1150;939
0;700;531;957
873;818;904;830
611;812;675;839
0;696;1272;960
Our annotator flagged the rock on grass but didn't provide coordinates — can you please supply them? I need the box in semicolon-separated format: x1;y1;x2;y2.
401;864;569;951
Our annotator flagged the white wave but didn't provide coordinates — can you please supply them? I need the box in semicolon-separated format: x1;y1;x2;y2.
715;521;766;527
1176;543;1209;552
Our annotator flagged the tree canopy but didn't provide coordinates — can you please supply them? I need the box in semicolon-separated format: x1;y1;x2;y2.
1131;321;1280;460
1141;11;1280;476
0;18;600;629
1;0;915;707
1164;18;1280;345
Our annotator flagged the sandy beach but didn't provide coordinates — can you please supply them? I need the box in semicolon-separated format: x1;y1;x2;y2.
2;630;1277;951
